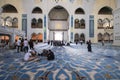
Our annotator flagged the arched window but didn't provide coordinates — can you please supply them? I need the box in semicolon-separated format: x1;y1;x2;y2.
2;4;18;13
80;33;85;42
12;17;18;28
37;18;43;28
4;16;12;27
110;19;113;29
74;33;79;42
110;33;113;42
104;32;110;42
37;33;43;42
103;18;110;28
98;6;112;15
98;19;103;29
31;33;37;41
31;18;37;28
0;17;4;26
80;19;85;29
0;35;10;43
32;7;42;13
98;33;103;42
74;19;80;28
75;8;85;14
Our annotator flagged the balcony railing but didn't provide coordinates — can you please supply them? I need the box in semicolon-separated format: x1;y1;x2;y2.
0;26;25;36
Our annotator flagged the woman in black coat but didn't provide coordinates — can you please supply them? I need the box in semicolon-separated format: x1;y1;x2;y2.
87;40;92;52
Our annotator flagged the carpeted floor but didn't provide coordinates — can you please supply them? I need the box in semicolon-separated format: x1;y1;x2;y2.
0;43;120;80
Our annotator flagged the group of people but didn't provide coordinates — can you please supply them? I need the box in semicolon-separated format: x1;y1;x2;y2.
40;49;55;60
22;43;55;61
24;49;55;61
24;49;37;61
15;38;56;62
16;38;34;53
75;40;92;52
48;40;72;46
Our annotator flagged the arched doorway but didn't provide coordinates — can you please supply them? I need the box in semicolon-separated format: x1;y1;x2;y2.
48;5;69;41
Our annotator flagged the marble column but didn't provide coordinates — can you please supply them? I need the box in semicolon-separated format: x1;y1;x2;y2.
113;8;120;46
0;7;3;26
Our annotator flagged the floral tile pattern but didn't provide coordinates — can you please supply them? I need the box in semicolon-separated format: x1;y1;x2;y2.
0;43;120;80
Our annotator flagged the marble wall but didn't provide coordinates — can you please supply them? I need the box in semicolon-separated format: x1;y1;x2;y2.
113;8;120;46
0;0;117;43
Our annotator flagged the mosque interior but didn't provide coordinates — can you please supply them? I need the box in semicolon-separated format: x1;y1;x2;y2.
0;0;120;80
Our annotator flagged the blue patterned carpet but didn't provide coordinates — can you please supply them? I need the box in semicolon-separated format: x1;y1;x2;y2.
0;43;120;80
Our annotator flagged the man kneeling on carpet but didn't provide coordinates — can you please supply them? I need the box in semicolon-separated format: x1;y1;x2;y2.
24;49;37;61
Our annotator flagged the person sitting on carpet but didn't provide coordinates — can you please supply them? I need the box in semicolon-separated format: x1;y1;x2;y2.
47;49;55;60
39;49;48;57
24;49;37;61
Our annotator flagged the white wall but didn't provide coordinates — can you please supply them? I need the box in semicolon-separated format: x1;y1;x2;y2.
0;0;117;43
49;21;68;30
116;0;120;8
113;8;120;46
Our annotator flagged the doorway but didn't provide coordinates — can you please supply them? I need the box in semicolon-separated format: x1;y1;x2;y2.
48;5;69;41
54;32;63;41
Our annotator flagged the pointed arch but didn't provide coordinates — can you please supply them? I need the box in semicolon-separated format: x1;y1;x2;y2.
75;8;85;14
48;5;69;30
32;7;42;13
48;5;69;20
2;4;18;13
98;6;112;15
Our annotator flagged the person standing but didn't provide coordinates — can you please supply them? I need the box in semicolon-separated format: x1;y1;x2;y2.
20;38;24;52
87;40;92;52
24;38;29;53
17;38;21;53
29;39;34;49
80;40;83;45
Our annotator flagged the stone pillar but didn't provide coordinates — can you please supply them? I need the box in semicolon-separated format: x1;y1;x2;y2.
0;7;3;26
113;8;120;46
44;15;47;42
70;15;74;42
10;33;15;45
